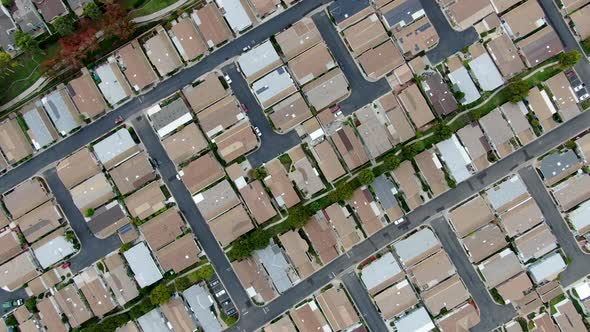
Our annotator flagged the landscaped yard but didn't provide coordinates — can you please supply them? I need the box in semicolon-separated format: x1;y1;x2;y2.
0;43;61;105
130;0;180;18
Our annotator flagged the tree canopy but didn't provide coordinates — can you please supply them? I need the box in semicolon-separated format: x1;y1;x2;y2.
15;30;40;55
150;284;172;305
505;80;529;103
557;50;582;68
83;2;102;20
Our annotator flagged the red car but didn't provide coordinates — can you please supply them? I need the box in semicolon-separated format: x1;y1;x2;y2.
241;104;249;113
115;116;125;124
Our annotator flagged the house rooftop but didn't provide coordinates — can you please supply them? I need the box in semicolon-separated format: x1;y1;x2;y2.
139;208;185;250
35;0;67;22
358;40;404;80
485;175;528;212
31;228;75;269
56;148;100;189
264;315;296;332
183;73;228;113
312;140;345;182
393;16;439;57
538;150;581;185
183;284;223;332
74;269;116;317
316;287;359;331
15;201;62;243
343;14;388;56
137;308;169;332
209;204;254;247
422;71;458;116
380;0;424;29
275;17;321;60
375;279;418;320
0;230;22;265
239;180;277;224
71;172;115;212
198;95;244;138
516;26;564;67
469;52;504;91
122;242;163;288
304;214;339;264
394;307;434;332
393;228;440;267
290;300;330;332
216;0;253;33
194;180;240;221
181;152;224;194
20;104;58;150
116;40;158;92
124;181;166;220
501;0;545;39
169;17;207;62
42;87;81;136
514;223;557;262
0;116;33;165
478;248;522;287
436;135;472;183
66;70;107;119
486;33;526;79
288;43;335;85
238;40;281;81
192;3;232;48
552;173;590;211
497;272;534;303
448;66;481;104
408;250;455;291
528;251;566;284
3;177;50;219
94;62;132;106
436;303;480;332
109;152;156;195
279;230;317;278
414;149;449;196
255;243;294;293
303;68;349;111
568;199;590;235
499;197;543;237
87;201;129;239
214;121;258;163
252;67;297;109
232;256;276;303
398;83;434;129
446;0;493;29
54;284;93;328
328;0;372;29
545;72;580;121
162;123;207;165
155;234;200;273
160;297;197;332
422;274;470;316
93;128;139;170
331;125;369;171
147;97;193;138
462;223;508;263
143;26;183;77
269;92;312;133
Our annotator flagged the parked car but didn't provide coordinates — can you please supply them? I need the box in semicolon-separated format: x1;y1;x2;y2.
115;116;125;124
254;127;262;137
241;104;249;113
2;299;22;309
224;74;232;85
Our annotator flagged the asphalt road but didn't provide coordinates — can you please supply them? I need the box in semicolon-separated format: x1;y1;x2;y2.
131;116;253;314
341;272;389;332
0;0;328;195
312;12;391;116
431;218;515;332
539;0;590;86
223;65;301;166
419;0;479;64
230;106;590;332
518;166;590;287
43;169;121;273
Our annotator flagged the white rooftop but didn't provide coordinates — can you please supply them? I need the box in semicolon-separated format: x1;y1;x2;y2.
436;134;472;183
395;307;435;332
123;242;163;288
568;200;590;234
528;252;566;284
360;252;402;291
449;67;481;104
237;40;280;78
486;175;528;211
469;53;504;91
95;63;129;105
33;234;76;269
393;228;440;265
93;128;137;166
252;67;295;107
216;0;253;33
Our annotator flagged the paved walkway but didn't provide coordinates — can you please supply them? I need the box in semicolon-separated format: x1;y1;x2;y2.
0;75;48;111
131;0;191;24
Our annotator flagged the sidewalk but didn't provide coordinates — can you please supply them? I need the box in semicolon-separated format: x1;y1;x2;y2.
132;0;191;24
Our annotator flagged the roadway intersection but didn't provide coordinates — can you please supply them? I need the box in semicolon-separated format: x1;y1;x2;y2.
0;0;589;330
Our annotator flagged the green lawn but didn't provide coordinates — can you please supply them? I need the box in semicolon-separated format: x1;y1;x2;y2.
130;0;180;18
0;43;61;105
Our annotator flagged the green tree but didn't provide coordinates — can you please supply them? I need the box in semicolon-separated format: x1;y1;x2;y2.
505;80;529;103
251;167;268;180
1;0;13;6
190;265;214;281
119;242;132;253
24;298;37;312
83;2;102;20
53;15;75;36
15;30;41;55
64;230;77;243
565;140;577;150
286;204;312;229
150;284;172;305
84;208;94;217
0;51;16;76
383;153;401;171
433;123;453;141
357;169;375;186
454;90;465;101
557;50;582;68
4;315;17;327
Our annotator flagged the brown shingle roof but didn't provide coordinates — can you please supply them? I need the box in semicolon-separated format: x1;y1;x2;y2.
288;43;335;85
208;204;254;247
56;148;100;189
276;17;321;60
109;152;156;195
239;180;277;224
3;177;50;219
180;152;224;194
183;73;228;113
193;4;232;48
448;195;494;237
162;123;208;165
215;121;258;163
67;69;107;118
358;40;404;79
168;17;207;61
139;209;185;250
143;26;183;77
124;182;167;220
0;116;33;165
116;40;158;92
155;234;200;273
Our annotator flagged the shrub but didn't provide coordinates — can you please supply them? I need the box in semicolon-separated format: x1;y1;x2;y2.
85;208;95;217
505;80;529;103
357;169;375;186
119;242;132;253
174;277;192;292
149;284;172;305
564;140;577;150
251;167;268;180
557;50;582;68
